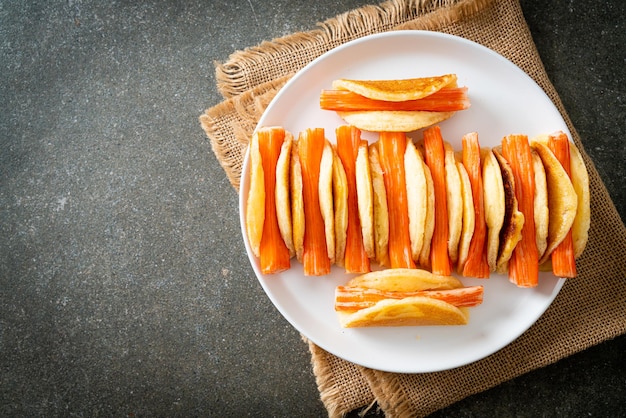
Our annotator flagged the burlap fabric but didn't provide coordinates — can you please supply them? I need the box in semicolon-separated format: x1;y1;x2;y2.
199;0;626;416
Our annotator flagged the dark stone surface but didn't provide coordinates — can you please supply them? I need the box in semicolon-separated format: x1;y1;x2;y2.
1;0;624;416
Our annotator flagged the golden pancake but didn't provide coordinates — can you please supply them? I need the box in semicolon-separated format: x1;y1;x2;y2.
568;142;590;258
533;133;590;259
531;141;578;265
481;148;505;272
245;130;265;258
356;141;375;259
331;74;458;101
368;144;390;267
444;142;463;265
418;161;436;268
404;139;428;261
456;160;475;273
531;149;549;259
492;148;525;275
319;139;335;264
346;268;463;292
275;132;295;257
332;146;348;267
336;110;455;133
337;296;469;328
290;139;305;262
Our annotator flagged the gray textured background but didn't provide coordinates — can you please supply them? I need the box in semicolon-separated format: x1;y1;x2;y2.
1;1;624;416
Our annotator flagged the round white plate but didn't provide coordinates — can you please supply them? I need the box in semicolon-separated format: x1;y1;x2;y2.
238;31;566;373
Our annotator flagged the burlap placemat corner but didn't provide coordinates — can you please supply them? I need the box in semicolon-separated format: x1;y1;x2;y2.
200;0;626;416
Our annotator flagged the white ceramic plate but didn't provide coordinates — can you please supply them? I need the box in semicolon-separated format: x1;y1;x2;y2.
238;31;567;373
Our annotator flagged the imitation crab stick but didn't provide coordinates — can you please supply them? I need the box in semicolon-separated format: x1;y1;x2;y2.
377;132;416;269
336;125;371;273
334;285;484;311
258;128;291;274
501;134;539;287
298;128;331;276
548;132;577;278
423;126;452;276
320;87;470;112
461;132;490;278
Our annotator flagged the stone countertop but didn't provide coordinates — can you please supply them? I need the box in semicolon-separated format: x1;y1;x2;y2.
1;0;624;416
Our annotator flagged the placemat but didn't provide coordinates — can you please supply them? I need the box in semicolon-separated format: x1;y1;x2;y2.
199;0;626;416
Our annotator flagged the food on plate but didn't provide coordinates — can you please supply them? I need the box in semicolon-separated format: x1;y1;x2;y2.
422;126;452;276
460;132;490;278
481;147;505;272
245;127;292;274
335;125;371;273
356;140;375;260
501;134;539;287
334;268;484;327
298;128;332;276
275;133;295;257
290;139;305;262
404;139;428;263
320;74;470;132
377;132;416;269
531;149;549;259
444;142;463;265
455;160;475;274
245;128;265;259
531;138;578;267
492;148;524;275
244;124;590;286
319;139;336;264
332;146;349;267
369;144;390;267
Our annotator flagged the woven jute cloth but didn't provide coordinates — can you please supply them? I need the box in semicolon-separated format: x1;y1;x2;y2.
199;0;626;416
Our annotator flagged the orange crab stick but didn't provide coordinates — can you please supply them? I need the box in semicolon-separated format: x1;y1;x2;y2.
336;125;371;273
258;128;291;274
423;126;452;276
461;132;490;278
299;128;331;276
377;132;416;269
334;285;484;311
320;87;470;112
548;132;577;278
501;134;539;287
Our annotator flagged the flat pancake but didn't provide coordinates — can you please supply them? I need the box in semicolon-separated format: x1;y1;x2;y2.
337;296;469;328
369;144;390;267
418;161;436;268
456;160;475;273
533;134;590;259
245;130;265;258
404;139;428;261
481;148;505;272
346;268;463;292
331;74;458;101
290;139;305;262
356;141;375;259
568;142;590;258
531;149;549;259
275;132;295;257
337;110;455;133
332;146;348;267
531;141;578;265
319;140;335;264
445;142;463;265
492;148;524;275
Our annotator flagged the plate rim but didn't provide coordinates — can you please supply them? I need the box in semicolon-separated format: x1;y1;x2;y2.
239;30;567;373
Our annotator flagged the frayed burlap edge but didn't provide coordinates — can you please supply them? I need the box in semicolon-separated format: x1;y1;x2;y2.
214;0;495;99
201;0;496;190
200;75;292;190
